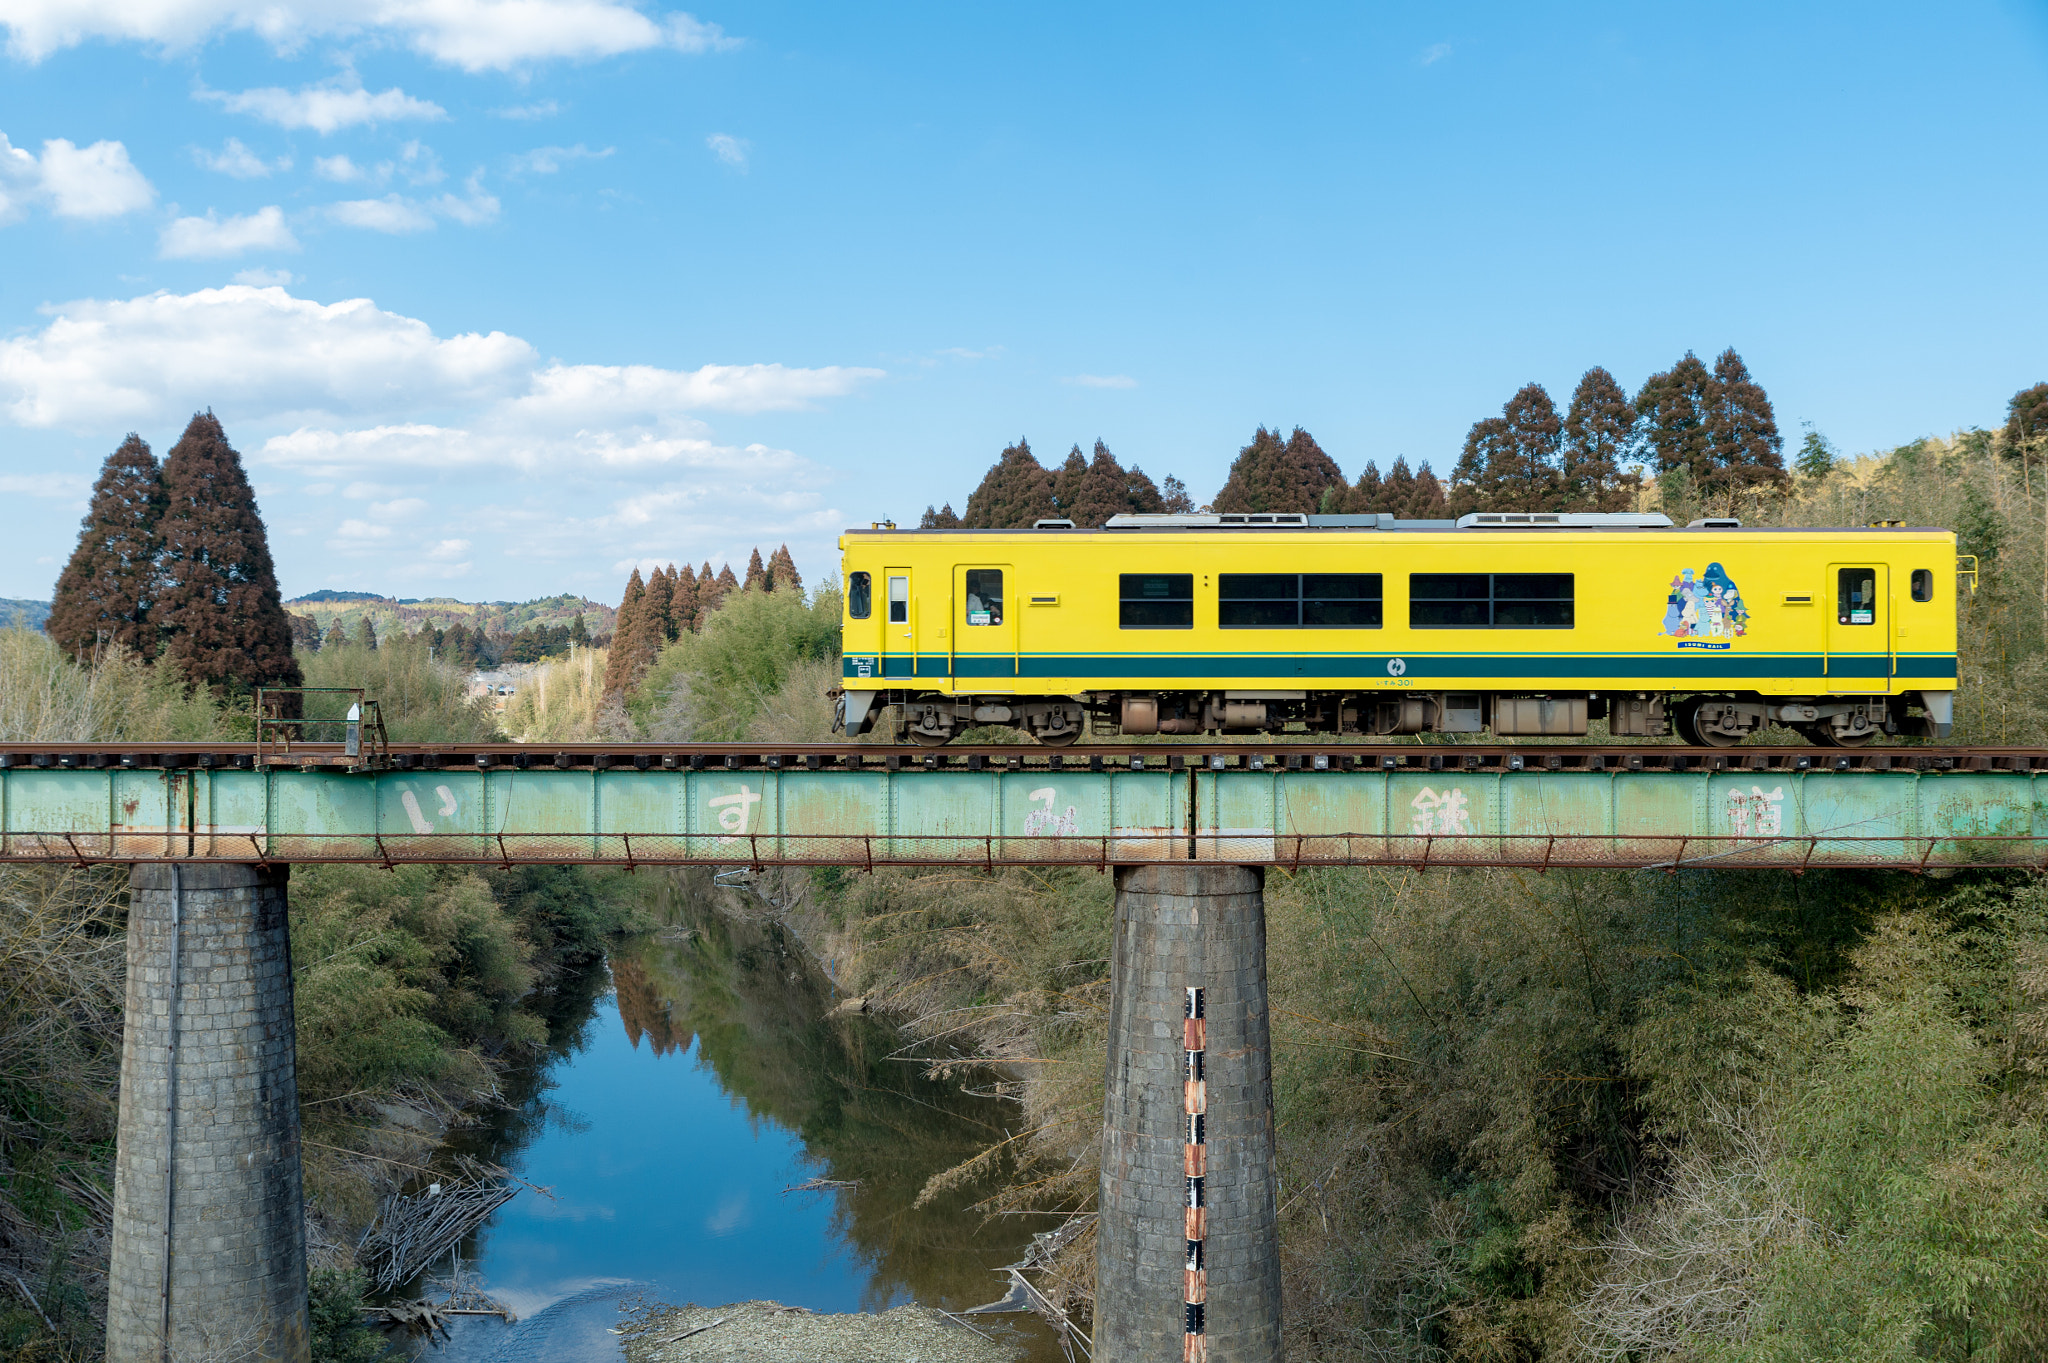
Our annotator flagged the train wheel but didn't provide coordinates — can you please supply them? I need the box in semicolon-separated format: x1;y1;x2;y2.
1812;726;1879;748
908;729;955;747
1035;728;1081;747
1676;697;1746;748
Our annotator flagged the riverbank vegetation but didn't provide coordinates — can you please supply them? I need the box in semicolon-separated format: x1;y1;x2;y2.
570;404;2048;1358
0;627;637;1360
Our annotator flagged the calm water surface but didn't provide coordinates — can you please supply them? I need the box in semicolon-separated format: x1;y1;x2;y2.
409;876;1060;1360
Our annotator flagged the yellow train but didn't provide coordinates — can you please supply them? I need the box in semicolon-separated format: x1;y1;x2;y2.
832;512;1959;747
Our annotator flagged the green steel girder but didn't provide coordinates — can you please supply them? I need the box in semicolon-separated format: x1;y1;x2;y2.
0;764;2043;870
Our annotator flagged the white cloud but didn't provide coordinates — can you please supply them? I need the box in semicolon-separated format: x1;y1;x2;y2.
0;284;883;450
195;137;287;178
327;170;496;232
2;1;739;71
430;173;498;225
705;133;748;169
1419;42;1452;65
1062;373;1138;389
327;195;437;233
510;144;614;175
233;267;295;285
0;471;85;497
200;81;446;135
159;205;299;258
425;538;469;559
0;285;538;429
0;133;156;220
494;100;561;120
314;155;363;182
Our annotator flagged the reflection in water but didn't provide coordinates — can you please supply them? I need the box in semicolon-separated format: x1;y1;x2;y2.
417;872;1050;1357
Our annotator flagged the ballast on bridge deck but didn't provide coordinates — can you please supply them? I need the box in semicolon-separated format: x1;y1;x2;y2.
1;744;2044;870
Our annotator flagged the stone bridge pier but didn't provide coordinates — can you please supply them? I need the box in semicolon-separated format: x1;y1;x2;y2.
108;863;310;1363
1099;865;1282;1363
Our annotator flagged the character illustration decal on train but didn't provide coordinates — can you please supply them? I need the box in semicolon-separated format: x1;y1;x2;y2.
1659;562;1749;649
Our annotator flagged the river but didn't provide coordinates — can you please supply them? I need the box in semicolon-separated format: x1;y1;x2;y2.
401;873;1065;1360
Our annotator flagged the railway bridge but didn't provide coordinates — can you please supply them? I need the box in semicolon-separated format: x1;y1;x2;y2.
5;738;2046;1363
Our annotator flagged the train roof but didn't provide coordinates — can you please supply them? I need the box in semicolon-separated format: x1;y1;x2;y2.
846;512;1952;534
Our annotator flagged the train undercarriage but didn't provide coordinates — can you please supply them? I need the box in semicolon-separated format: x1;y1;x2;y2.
834;689;1954;749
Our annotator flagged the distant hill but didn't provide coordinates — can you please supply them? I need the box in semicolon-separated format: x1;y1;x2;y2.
284;591;615;641
290;589;386;603
1;598;50;631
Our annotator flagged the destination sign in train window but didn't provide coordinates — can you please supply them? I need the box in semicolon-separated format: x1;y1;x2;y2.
1218;573;1382;628
1410;573;1574;628
1838;568;1876;624
964;569;1004;625
1120;573;1194;628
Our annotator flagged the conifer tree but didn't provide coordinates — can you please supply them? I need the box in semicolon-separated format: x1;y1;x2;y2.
1561;366;1640;511
642;566;674;640
323;619;348;651
1407;463;1448;518
1635;352;1717;494
671;568;698;636
767;544;802;593
1453;384;1563;514
571;611;590;646
697;562;727;618
47;433;166;661
153;412;301;693
357;616;378;651
1064;440;1130;527
1121;464;1167;516
920;504;962;528
1341;461;1383;512
1051;445;1089;518
1212;426;1344;514
602;568;646;695
1705;348;1788;505
961;439;1056;528
288;613;321;652
743;548;767;592
715;563;739;595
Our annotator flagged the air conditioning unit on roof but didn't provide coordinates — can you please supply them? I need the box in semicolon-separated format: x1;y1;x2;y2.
1455;512;1675;529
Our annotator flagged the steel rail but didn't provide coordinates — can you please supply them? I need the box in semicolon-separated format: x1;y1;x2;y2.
0;740;2035;775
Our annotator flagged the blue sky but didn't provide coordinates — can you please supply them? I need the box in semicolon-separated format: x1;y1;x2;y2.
2;2;2045;602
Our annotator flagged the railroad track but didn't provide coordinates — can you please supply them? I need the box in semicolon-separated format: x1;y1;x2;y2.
1;741;2041;773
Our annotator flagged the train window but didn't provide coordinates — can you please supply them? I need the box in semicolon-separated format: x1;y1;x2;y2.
1837;568;1876;624
964;570;1003;624
888;576;909;624
1219;574;1382;628
1120;574;1193;628
1220;574;1298;627
1303;573;1382;627
1911;568;1933;603
848;572;872;619
1411;573;1573;628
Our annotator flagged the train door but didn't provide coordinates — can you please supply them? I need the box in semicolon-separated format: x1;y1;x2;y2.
1826;564;1892;682
953;564;1016;682
881;568;916;678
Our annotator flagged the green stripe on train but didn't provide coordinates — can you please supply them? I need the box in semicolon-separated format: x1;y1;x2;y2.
844;653;1957;682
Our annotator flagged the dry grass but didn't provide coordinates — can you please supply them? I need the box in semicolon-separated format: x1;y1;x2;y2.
500;645;609;741
0;629;224;743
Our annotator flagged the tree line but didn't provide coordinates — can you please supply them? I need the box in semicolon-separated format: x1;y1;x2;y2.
44;413;301;695
924;349;2048;528
601;544;801;697
287;611;596;669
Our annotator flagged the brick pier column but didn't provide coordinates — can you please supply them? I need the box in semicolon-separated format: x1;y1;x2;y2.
1098;865;1280;1363
108;863;310;1363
